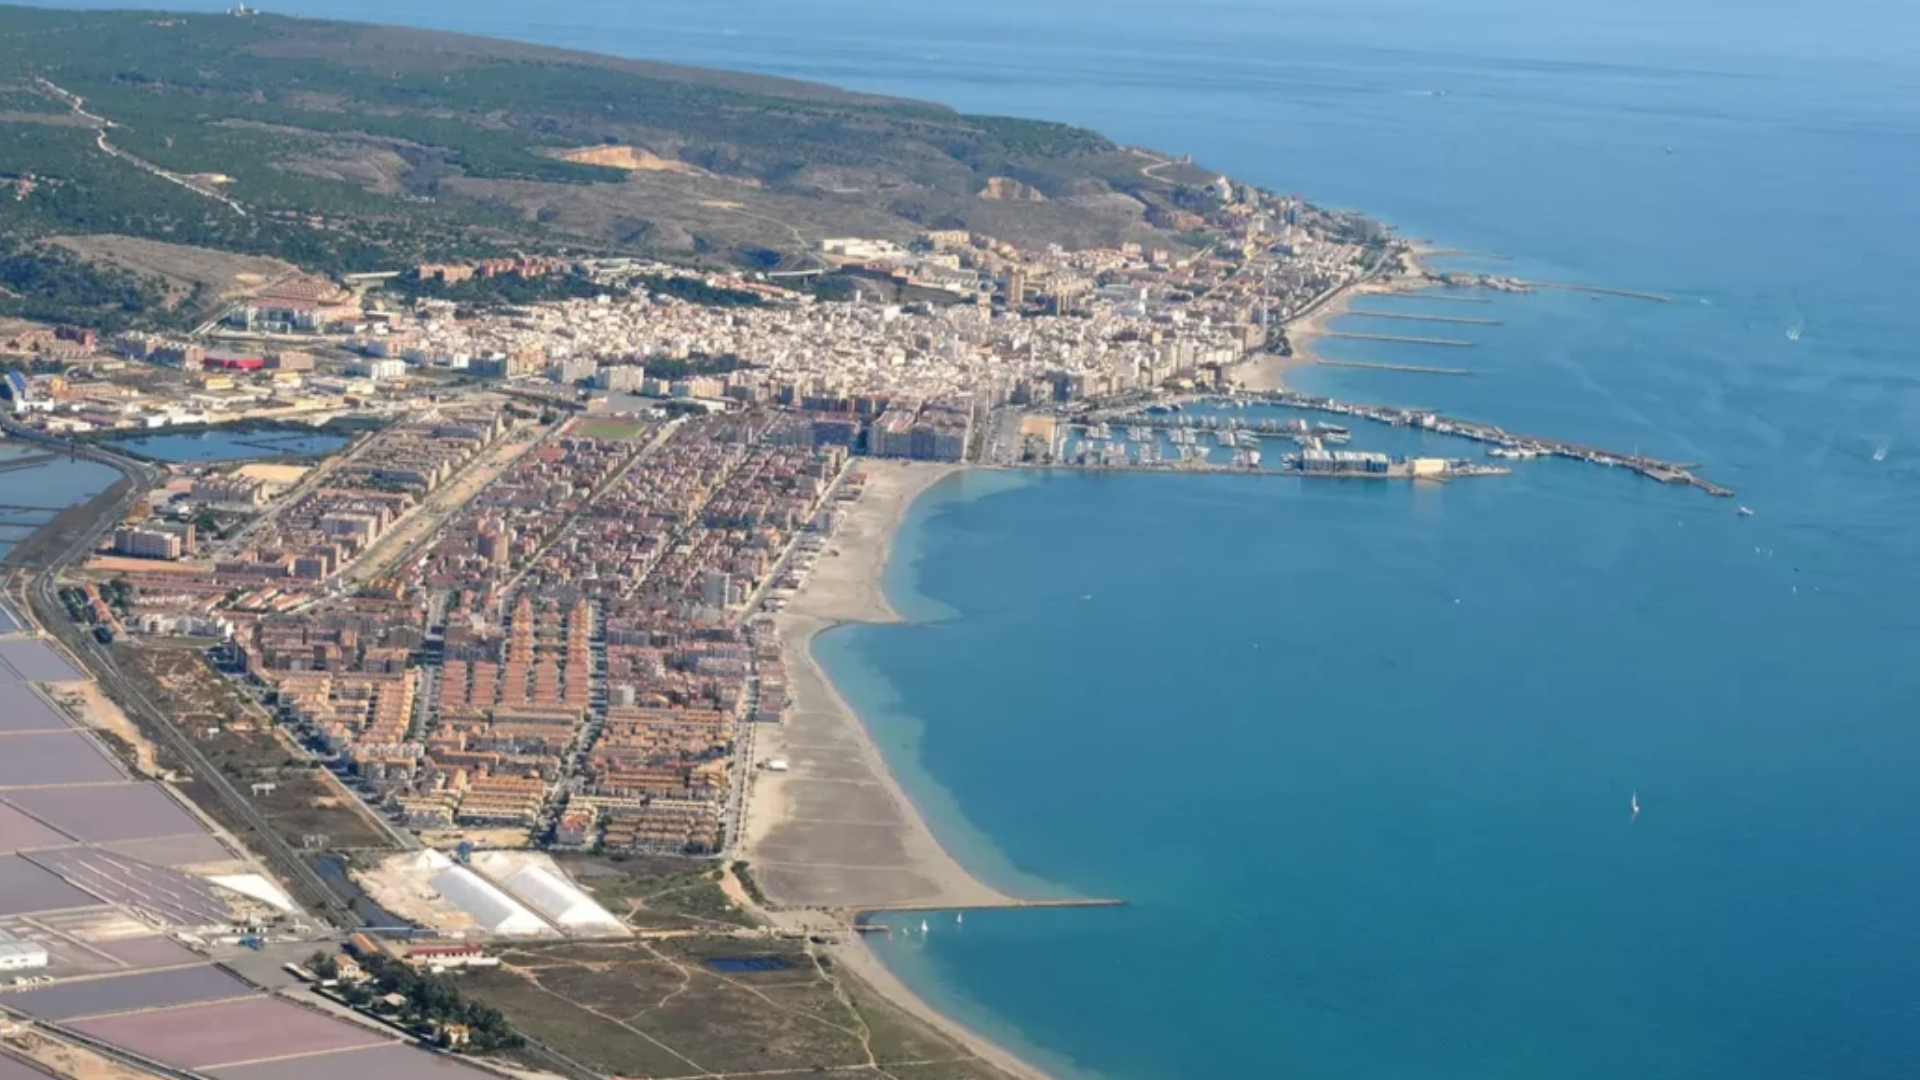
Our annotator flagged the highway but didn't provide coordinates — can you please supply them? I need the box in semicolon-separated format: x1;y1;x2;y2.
1;425;361;927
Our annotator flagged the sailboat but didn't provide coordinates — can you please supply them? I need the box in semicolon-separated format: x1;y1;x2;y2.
1630;790;1641;822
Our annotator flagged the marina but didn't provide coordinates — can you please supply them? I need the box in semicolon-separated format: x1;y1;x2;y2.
1078;392;1736;498
1046;410;1509;483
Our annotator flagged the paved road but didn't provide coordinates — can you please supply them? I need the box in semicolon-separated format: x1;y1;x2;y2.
2;426;359;926
35;77;248;217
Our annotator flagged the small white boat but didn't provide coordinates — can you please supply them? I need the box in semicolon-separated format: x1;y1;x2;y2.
1737;506;1754;517
920;919;930;935
955;912;964;926
1630;791;1641;822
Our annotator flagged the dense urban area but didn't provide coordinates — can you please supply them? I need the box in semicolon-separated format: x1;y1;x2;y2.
5;156;1390;843
0;8;1758;1080
0;69;1407;1073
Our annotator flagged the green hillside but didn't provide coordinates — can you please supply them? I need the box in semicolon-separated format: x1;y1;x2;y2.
0;4;1210;288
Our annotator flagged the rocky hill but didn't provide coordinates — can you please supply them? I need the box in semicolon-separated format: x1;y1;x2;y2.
0;4;1220;285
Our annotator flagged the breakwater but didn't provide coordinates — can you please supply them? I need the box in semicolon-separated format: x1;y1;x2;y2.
1517;279;1673;302
1238;391;1732;496
1322;331;1477;347
863;898;1126;915
1404;291;1496;304
1346;310;1502;326
1319;360;1472;376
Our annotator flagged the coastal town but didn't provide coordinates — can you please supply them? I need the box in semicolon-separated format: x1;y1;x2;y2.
0;1;1894;1079
0;152;1731;1080
0;162;1739;869
0;172;1367;846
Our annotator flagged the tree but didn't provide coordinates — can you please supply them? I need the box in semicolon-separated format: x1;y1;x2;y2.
306;950;340;980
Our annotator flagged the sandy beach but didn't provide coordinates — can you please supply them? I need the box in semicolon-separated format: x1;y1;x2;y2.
1235;240;1438;391
737;458;1059;1080
742;459;1010;909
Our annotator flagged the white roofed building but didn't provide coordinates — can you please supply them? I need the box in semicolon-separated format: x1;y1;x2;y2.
472;852;628;936
429;865;554;937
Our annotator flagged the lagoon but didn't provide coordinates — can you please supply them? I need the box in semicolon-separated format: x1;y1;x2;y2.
104;429;350;463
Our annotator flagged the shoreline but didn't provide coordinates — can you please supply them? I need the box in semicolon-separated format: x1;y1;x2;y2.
1235;239;1439;392
832;928;1063;1080
742;458;1010;909
739;459;1064;1080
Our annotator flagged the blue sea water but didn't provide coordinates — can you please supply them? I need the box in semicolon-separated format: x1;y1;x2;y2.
38;1;1920;1076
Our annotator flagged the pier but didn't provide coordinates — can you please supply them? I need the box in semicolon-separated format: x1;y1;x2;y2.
859;898;1127;915
1402;291;1496;305
847;898;1128;932
1345;310;1502;326
1518;279;1672;302
1322;331;1476;347
1320;360;1471;376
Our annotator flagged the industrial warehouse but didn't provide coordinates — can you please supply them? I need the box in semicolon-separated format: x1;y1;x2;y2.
354;848;628;938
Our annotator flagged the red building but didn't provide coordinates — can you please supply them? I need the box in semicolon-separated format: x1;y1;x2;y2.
204;355;266;372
